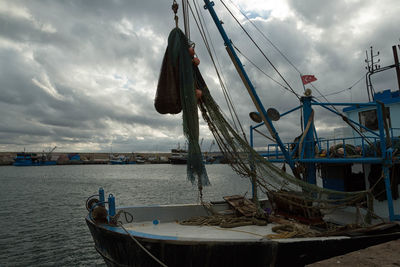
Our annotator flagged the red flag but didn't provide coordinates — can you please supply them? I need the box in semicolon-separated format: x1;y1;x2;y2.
301;75;317;85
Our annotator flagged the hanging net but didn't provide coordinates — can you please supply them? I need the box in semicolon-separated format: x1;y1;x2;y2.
156;28;209;189
194;67;375;224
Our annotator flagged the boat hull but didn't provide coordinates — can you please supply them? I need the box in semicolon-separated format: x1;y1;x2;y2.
86;216;400;267
13;160;57;166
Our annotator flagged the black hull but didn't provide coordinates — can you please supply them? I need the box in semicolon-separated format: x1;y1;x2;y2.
86;217;400;267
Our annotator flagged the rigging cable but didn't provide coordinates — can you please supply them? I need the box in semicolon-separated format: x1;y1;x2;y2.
189;0;248;140
323;75;364;98
232;43;297;95
220;0;300;100
226;0;302;75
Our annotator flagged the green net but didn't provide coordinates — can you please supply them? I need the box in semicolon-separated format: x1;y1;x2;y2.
156;28;209;188
195;67;374;223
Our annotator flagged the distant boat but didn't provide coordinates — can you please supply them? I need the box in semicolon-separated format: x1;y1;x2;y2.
13;152;56;166
168;148;187;164
135;155;146;164
109;154;136;165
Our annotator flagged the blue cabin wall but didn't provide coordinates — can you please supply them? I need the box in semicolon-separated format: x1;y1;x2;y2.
336;89;400;219
343;89;400;145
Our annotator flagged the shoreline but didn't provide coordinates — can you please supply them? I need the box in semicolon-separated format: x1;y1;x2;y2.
0;151;223;166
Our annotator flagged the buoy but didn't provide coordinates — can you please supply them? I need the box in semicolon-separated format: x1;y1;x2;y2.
192;57;200;66
188;47;195;57
195;89;202;100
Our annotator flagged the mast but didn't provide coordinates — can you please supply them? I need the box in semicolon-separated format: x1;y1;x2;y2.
392;45;400;91
203;0;296;174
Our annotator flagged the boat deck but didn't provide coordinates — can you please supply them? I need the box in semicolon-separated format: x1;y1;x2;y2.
123;221;348;243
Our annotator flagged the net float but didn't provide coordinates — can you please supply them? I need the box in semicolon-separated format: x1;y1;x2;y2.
195;89;202;100
192;57;200;66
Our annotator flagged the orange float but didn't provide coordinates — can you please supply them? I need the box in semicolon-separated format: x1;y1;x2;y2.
192;57;200;66
195;89;202;100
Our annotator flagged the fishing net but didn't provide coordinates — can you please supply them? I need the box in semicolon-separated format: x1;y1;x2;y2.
194;68;375;224
156;28;209;188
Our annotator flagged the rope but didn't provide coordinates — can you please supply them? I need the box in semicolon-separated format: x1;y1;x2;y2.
118;223;168;267
267;223;317;239
180;214;267;228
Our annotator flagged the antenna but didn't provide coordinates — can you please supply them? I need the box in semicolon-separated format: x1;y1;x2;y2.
365;46;381;72
365;46;381;101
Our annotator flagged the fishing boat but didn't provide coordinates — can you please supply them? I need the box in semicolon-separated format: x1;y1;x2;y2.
85;1;400;266
108;152;139;165
13;152;56;166
14;146;57;166
168;148;188;164
109;155;137;165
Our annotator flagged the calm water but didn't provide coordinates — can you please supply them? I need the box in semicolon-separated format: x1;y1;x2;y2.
0;164;251;266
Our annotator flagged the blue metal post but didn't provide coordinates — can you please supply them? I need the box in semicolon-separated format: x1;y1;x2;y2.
203;0;296;172
376;103;395;221
108;194;116;217
302;96;316;184
99;187;105;206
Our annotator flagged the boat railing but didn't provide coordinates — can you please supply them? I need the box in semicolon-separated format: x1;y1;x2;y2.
260;134;398;164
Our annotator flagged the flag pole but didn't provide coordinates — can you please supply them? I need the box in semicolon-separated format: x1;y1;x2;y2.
300;74;306;92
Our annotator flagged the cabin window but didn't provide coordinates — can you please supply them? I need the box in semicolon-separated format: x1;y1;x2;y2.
358;108;391;132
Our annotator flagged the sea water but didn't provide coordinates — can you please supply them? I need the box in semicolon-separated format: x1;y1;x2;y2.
0;164;250;266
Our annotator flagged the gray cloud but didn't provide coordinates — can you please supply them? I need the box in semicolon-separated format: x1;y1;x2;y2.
0;0;399;153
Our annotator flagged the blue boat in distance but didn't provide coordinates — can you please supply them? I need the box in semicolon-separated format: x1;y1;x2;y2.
109;154;137;165
13;152;57;166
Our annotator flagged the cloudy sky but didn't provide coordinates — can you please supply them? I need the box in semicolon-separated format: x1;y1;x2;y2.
0;0;399;153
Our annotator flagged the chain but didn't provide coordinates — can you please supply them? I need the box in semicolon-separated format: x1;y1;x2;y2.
172;0;179;27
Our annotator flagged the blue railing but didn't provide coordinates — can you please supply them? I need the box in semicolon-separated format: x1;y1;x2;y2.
260;133;400;164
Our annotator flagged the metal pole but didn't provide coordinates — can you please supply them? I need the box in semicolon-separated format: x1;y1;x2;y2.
99;187;105;207
302;96;316;184
376;103;395;221
392;45;400;92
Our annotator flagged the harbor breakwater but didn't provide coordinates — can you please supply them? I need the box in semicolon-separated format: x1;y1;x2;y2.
0;152;223;165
